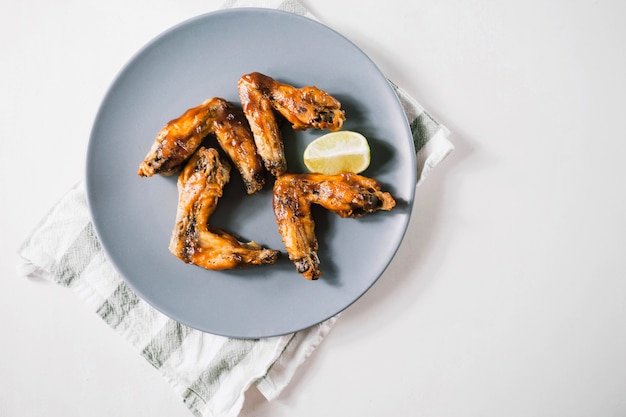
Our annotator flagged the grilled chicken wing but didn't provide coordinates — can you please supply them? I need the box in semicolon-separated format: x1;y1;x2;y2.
238;72;346;176
169;147;279;270
273;172;395;280
138;97;265;194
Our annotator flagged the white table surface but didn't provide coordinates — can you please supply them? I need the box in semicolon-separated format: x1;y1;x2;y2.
2;1;626;416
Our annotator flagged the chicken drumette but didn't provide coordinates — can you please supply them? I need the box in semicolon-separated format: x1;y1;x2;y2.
238;72;346;176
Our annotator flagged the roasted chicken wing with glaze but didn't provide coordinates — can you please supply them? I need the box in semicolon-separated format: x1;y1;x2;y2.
273;172;395;280
138;97;265;194
238;72;346;176
169;147;279;270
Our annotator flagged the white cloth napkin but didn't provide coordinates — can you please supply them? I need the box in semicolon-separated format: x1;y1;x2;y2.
17;1;453;417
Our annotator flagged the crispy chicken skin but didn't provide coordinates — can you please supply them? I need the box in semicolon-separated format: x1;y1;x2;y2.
169;147;279;270
238;72;346;176
273;172;396;280
138;97;265;194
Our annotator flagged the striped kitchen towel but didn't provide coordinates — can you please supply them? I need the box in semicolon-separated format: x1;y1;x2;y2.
17;1;453;417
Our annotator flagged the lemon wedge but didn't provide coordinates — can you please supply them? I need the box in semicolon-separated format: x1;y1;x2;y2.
303;131;371;175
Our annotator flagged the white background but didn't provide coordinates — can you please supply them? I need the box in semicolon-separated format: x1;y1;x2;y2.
2;1;626;416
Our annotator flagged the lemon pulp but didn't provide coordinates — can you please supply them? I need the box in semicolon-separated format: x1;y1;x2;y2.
303;131;371;175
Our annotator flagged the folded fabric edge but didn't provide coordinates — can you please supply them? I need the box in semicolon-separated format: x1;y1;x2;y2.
256;315;338;400
16;257;48;280
416;128;455;187
16;181;89;288
166;333;296;417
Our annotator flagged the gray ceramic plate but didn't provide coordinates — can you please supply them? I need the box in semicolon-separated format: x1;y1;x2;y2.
86;8;415;338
